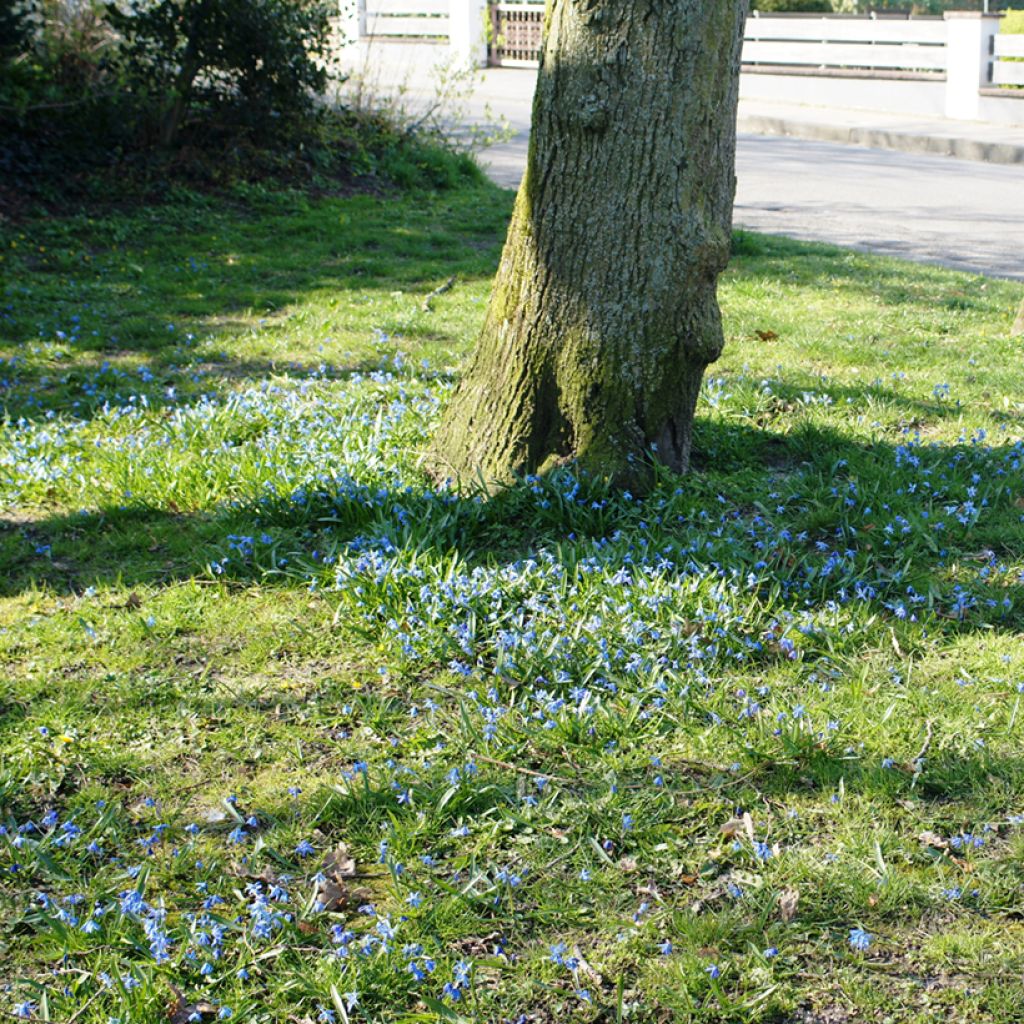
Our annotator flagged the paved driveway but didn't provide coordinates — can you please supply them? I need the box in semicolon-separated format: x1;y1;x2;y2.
351;60;1023;281
482;125;1023;282
732;135;1023;282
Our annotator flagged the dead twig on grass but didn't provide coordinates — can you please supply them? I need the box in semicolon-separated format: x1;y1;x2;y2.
422;276;456;312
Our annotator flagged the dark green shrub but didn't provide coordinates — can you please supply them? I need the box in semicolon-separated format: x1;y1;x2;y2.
0;0;485;204
106;0;336;148
1;0;39;58
1;0;129;183
751;0;832;12
329;107;484;192
1003;8;1024;32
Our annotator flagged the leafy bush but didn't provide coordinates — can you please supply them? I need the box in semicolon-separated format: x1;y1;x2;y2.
106;0;336;148
0;0;482;204
1003;8;1024;32
751;0;832;11
1;0;38;58
330;106;484;192
0;0;128;185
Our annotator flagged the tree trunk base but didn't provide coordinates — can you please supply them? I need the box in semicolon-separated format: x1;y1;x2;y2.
428;0;747;493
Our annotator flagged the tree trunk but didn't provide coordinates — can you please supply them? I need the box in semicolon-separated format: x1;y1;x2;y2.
430;0;748;489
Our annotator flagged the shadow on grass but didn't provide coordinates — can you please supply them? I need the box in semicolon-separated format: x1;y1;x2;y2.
4;188;1019;429
728;228;1018;309
3;408;1023;821
0;184;512;424
3;414;1021;618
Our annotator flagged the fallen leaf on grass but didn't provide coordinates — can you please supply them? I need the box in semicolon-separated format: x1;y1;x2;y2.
317;842;359;911
754;329;779;342
168;988;216;1023
322;842;357;879
318;877;350;912
719;812;755;845
778;888;799;922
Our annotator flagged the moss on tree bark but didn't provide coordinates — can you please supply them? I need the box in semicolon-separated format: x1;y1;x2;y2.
430;0;748;489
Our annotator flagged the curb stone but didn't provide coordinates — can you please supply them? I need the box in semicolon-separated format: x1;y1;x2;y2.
737;114;1024;166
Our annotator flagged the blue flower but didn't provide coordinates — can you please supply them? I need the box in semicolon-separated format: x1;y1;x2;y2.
848;927;872;952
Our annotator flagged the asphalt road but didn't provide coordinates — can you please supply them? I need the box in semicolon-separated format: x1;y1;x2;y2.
351;59;1022;282
732;135;1023;282
483;128;1023;282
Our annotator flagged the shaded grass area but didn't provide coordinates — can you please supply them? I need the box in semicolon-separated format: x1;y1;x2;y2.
2;182;1024;1024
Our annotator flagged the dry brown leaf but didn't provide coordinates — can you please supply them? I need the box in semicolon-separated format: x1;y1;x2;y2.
168;988;216;1024
891;632;904;658
918;831;948;850
778;887;799;922
755;329;779;342
316;842;359;911
321;842;357;880
317;877;350;912
571;946;603;983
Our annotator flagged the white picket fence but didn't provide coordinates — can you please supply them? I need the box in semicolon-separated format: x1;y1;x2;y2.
993;33;1024;86
342;5;1023;123
363;0;449;39
742;13;948;75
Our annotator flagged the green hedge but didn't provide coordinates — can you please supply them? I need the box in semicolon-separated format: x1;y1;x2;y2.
1;0;337;189
751;0;832;11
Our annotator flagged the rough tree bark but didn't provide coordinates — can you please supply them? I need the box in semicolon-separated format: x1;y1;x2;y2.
429;0;748;489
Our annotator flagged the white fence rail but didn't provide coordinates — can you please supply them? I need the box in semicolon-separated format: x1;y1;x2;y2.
743;15;947;75
483;8;952;76
343;6;1023;124
364;0;449;39
993;33;1024;87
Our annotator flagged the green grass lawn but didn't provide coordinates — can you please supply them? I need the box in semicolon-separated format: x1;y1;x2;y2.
1;178;1024;1024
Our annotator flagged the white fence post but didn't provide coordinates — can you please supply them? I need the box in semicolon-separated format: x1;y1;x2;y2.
944;12;1000;120
338;0;366;46
449;0;488;67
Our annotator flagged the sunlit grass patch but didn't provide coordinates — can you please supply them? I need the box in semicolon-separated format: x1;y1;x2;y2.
1;186;1024;1022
